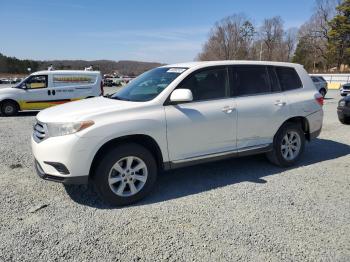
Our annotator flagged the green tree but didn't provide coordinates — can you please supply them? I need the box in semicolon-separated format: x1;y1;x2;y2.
327;0;350;69
293;37;315;70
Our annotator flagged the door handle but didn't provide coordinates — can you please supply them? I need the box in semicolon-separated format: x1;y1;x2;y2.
48;90;51;95
222;106;235;114
274;100;286;106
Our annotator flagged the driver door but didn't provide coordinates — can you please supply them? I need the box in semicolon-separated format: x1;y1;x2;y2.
20;75;49;110
165;67;237;162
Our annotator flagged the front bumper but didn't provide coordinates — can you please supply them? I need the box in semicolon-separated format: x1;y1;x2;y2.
35;160;88;184
31;134;93;184
340;88;350;95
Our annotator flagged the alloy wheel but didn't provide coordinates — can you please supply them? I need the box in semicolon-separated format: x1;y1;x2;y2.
4;105;14;114
281;131;301;161
108;156;148;197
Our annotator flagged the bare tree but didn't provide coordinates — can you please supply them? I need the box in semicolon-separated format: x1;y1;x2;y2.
284;28;298;61
197;14;255;61
259;16;284;61
294;0;338;70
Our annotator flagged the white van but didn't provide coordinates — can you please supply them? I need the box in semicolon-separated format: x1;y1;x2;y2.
0;70;103;116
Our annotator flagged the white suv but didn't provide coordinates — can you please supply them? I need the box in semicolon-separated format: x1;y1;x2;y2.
31;61;324;206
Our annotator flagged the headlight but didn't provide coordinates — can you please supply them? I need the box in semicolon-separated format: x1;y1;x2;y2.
339;100;346;107
46;120;94;137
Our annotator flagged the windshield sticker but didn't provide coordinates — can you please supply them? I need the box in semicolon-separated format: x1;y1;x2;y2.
167;68;186;74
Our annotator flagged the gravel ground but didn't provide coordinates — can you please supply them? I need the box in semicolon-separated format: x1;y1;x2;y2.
0;89;349;261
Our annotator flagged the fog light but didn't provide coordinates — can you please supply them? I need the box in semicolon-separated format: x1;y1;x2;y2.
44;161;70;175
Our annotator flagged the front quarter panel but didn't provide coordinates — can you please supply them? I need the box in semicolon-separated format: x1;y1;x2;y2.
78;105;169;164
0;88;22;104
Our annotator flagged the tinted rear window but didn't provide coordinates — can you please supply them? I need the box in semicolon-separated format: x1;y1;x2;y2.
231;66;270;96
267;67;281;92
276;67;302;91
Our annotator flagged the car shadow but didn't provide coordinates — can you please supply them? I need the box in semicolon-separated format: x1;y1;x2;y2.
64;138;350;209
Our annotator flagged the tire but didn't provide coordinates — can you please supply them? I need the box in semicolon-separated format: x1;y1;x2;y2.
266;122;305;167
1;100;19;116
339;116;350;125
319;89;326;98
93;143;157;206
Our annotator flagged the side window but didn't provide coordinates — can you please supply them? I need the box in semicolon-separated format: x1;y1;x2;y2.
276;67;302;91
53;74;97;87
311;76;319;82
267;67;281;92
231;66;270;96
178;67;228;101
26;75;47;89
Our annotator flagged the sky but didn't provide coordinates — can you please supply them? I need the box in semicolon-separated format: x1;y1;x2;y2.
0;0;316;64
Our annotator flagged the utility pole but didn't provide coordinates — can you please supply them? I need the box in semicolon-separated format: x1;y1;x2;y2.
259;41;263;61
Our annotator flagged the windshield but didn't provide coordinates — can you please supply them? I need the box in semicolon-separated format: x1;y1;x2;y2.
111;67;187;102
13;75;30;88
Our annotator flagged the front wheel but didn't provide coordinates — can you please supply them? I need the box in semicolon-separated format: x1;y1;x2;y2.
266;123;305;167
1;101;19;116
93;143;157;206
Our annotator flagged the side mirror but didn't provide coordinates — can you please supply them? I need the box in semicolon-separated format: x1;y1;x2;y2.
170;89;193;103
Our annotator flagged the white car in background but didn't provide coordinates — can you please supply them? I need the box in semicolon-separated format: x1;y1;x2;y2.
0;70;103;116
32;61;324;206
340;83;350;96
310;76;328;97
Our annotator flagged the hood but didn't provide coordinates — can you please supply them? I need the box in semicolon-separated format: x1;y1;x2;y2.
37;97;145;122
0;87;21;96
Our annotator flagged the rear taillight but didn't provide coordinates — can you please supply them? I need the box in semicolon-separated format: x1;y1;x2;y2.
100;80;104;96
315;93;324;106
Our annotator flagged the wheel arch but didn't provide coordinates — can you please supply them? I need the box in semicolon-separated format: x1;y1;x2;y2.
89;134;165;180
0;99;21;111
277;116;310;141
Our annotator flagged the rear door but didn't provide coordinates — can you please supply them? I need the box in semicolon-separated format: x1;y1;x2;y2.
165;66;237;161
231;65;289;149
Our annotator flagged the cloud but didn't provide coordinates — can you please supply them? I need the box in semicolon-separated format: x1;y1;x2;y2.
81;26;210;63
82;26;209;41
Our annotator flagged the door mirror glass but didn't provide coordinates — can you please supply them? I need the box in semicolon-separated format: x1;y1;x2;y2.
170;89;193;103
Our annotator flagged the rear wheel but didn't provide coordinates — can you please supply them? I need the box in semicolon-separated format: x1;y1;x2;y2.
1;101;19;116
93;143;157;206
266;123;305;167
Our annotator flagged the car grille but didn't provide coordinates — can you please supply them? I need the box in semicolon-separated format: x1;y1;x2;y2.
33;121;47;142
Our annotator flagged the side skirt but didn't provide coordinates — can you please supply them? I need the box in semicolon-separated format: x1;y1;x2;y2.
164;144;273;170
